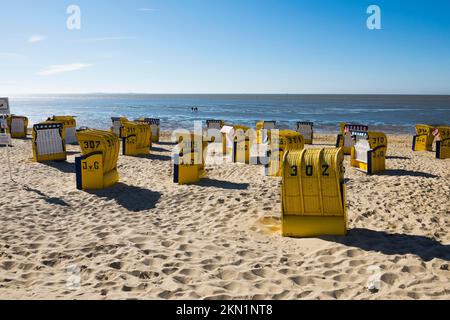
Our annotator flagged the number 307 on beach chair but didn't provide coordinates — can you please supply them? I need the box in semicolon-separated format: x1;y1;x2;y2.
281;148;347;237
75;129;120;190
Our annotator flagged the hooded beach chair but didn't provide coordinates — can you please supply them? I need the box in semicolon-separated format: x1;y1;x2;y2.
204;120;225;156
230;125;251;164
206;120;224;131
220;124;250;161
256;121;277;144
0;97;10;115
75;129;120;190
0;98;11;145
266;130;304;177
296;122;314;145
412;124;437;152
111;117;128;136
47;116;77;144
351;131;388;174
281;148;347;237
137;118;160;143
173;133;208;185
6;115;28;138
336;123;369;155
120;120;152;156
435;126;450;159
32;122;67;162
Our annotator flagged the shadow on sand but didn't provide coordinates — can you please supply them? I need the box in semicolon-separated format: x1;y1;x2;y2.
138;153;172;161
22;185;71;207
42;161;75;174
88;183;161;212
197;178;249;190
321;228;450;262
386;156;411;160
378;169;438;178
151;146;170;153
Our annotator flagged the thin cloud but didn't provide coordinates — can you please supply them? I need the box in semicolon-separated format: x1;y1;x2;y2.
29;35;46;43
38;63;92;76
0;52;27;59
68;36;136;43
138;8;156;12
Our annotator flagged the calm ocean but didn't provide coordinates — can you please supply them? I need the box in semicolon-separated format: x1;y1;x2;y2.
8;94;450;134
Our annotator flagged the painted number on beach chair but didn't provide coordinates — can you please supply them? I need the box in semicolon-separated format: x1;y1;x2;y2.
305;165;314;177
290;164;330;177
372;137;385;145
290;165;298;177
83;140;101;149
322;164;330;176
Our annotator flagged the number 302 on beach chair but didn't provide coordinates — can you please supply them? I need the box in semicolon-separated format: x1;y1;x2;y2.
436;126;450;159
32;123;67;162
281;148;347;238
75;129;120;190
173;134;207;185
351;131;388;174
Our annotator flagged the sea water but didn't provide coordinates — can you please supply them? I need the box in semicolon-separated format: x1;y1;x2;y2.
8;94;450;134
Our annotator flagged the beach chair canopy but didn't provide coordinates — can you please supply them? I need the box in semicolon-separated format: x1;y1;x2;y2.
0;98;10;115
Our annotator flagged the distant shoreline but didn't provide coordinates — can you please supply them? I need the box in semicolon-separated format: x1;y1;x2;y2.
8;93;450;97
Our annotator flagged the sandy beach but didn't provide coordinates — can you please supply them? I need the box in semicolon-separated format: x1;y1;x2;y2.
0;132;449;300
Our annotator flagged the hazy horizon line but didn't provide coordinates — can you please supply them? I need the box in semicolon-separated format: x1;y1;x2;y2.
5;92;450;97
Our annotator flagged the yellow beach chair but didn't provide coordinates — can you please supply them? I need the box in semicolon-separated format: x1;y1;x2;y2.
351;131;388;174
267;130;304;177
336;123;369;155
173;133;208;185
281;148;347;237
111;117;129;136
6;115;28;138
436;126;450;159
412;124;436;152
118;120;152;156
137;118;160;143
32;122;67;162
256;121;277;144
75;129;120;190
220;124;250;159
47;116;77;144
296;122;314;145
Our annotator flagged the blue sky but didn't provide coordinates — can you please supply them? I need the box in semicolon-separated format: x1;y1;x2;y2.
1;0;450;94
